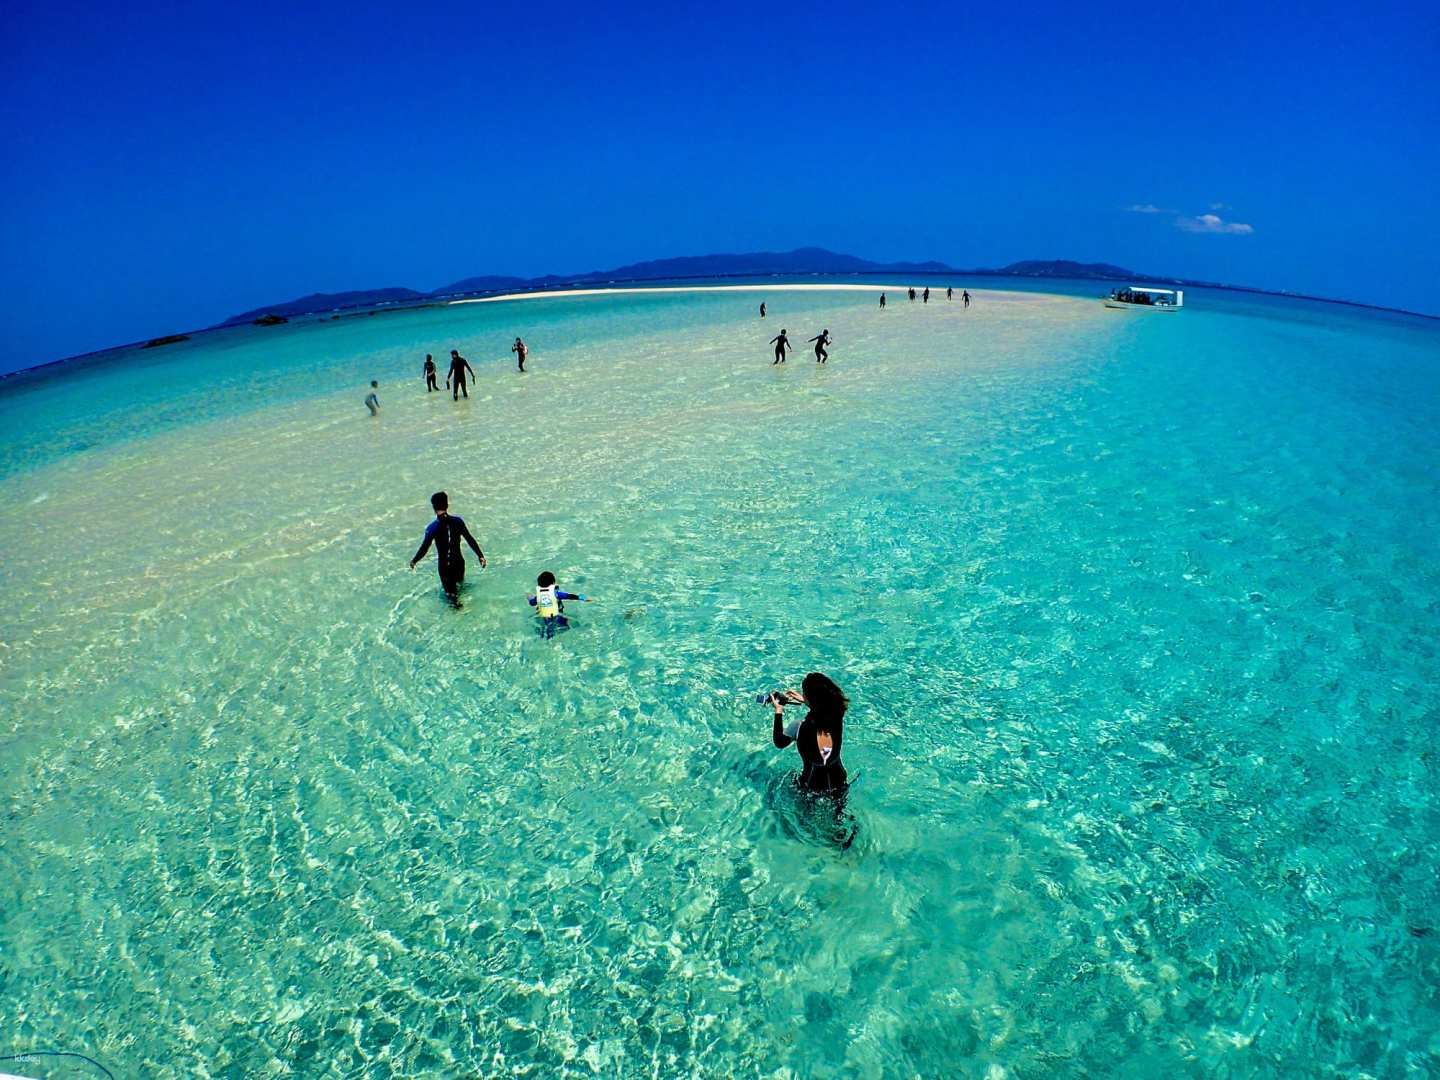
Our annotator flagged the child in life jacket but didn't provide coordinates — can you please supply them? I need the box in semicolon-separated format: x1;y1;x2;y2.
527;571;591;636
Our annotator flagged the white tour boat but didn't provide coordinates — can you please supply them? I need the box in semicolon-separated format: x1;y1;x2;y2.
1104;285;1183;311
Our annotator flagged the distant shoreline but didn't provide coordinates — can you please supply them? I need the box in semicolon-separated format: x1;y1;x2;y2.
440;273;1439;323
4;272;1435;383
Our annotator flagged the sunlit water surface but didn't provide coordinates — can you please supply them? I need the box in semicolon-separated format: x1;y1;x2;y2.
2;286;1437;1078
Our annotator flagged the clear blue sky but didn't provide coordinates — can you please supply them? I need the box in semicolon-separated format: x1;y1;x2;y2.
2;0;1436;372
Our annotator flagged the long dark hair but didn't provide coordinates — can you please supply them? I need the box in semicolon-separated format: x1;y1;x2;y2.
802;672;848;727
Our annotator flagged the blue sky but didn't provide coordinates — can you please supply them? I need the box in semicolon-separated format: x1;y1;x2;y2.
2;0;1436;372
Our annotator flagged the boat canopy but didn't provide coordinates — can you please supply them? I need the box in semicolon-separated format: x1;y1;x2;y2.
1128;287;1177;295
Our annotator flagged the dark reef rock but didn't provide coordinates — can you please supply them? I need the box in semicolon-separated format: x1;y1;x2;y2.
253;314;289;326
141;334;191;348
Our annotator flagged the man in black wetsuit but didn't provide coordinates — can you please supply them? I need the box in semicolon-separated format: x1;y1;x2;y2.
769;329;793;364
923;287;930;303
808;329;832;363
423;354;438;392
409;491;486;605
447;349;475;400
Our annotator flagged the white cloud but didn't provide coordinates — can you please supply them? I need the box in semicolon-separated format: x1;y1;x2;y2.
1127;203;1171;214
1177;213;1254;235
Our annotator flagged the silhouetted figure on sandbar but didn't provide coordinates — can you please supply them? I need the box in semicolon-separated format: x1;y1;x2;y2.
808;329;832;363
770;329;793;364
447;350;475;399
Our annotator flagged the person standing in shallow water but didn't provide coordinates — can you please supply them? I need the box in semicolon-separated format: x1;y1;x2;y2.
879;292;886;309
963;290;971;308
923;287;930;304
364;381;380;416
447;349;475;400
760;302;766;318
769;329;793;364
908;287;916;302
423;354;438;392
808;329;832;363
511;337;528;372
947;286;953;301
771;673;850;795
409;491;486;607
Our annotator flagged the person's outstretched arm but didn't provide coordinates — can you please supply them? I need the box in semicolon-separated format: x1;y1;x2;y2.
465;361;476;378
772;698;794;748
771;702;794;743
458;521;486;566
769;336;781;345
556;591;590;601
409;532;433;568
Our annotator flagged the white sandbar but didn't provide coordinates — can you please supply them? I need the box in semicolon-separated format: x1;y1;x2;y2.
448;283;1038;306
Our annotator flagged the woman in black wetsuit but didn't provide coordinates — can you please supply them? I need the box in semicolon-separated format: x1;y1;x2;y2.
770;672;849;794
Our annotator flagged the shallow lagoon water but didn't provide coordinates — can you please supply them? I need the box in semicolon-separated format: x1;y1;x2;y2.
1;286;1437;1078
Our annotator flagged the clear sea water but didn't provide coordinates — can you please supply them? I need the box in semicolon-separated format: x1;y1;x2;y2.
1;283;1437;1078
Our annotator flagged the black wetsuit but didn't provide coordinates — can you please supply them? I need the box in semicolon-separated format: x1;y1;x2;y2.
448;355;474;399
424;359;438;391
411;514;483;599
923;287;930;303
808;332;831;363
770;333;791;364
774;709;848;793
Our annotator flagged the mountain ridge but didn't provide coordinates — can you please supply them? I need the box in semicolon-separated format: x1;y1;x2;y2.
221;288;427;326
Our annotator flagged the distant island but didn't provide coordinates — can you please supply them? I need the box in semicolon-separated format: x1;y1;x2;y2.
217;249;1159;327
141;333;191;349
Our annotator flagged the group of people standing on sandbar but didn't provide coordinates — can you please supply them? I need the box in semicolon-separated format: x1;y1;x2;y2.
368;339;532;417
761;285;972;365
372;285;977;414
876;285;970;309
421;338;530;400
768;328;832;364
371;337;532;412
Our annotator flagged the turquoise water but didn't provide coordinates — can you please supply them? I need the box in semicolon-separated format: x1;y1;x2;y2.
1;285;1437;1078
